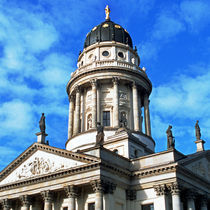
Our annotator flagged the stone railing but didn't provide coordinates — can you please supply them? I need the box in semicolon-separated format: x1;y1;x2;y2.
71;60;144;78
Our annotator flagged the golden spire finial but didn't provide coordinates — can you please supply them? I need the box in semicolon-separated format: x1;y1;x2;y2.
105;5;110;20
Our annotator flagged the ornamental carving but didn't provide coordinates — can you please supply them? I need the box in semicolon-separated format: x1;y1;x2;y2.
16;157;67;180
126;189;136;200
154;184;168;196
119;92;127;100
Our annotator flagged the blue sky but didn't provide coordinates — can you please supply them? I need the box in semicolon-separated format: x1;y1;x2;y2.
0;0;210;171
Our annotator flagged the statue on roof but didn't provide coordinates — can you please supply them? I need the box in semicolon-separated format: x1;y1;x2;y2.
39;113;46;133
166;125;175;150
105;5;110;20
195;120;201;140
96;122;104;146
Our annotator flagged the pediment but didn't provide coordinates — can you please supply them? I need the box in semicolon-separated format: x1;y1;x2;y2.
0;143;98;185
180;151;210;181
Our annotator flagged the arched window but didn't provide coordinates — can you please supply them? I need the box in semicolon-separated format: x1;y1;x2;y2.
87;114;92;130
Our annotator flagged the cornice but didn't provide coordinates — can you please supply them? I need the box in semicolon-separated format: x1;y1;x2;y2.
132;163;178;178
66;67;152;96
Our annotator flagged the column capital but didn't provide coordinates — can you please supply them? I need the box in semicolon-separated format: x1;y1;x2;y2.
106;181;117;194
20;195;31;207
200;194;208;207
167;182;182;195
126;189;136;200
20;195;31;206
112;77;119;85
91;179;116;194
132;81;137;88
90;79;98;86
186;189;197;199
74;86;80;93
1;199;11;209
154;184;168;196
69;94;75;102
41;190;53;202
91;180;106;193
64;185;79;198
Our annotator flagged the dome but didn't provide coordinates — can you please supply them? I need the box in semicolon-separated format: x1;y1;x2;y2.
84;20;133;49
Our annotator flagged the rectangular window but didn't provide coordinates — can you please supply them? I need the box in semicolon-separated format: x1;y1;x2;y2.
88;202;95;210
142;204;154;210
103;111;110;126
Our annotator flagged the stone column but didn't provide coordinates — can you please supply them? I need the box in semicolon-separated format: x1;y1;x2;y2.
186;191;196;210
104;182;116;210
68;95;74;139
201;195;208;210
126;189;137;210
144;94;151;136
154;185;168;210
138;94;142;132
1;199;11;210
169;183;182;210
64;185;78;210
81;92;85;132
91;79;97;128
41;191;53;210
97;84;101;123
132;82;139;131
73;86;81;135
20;195;31;210
91;180;105;210
112;77;119;127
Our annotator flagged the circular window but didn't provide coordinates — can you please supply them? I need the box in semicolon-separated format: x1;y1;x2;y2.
118;52;124;58
102;51;109;56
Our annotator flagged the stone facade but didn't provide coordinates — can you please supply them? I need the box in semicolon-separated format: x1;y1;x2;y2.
0;9;209;210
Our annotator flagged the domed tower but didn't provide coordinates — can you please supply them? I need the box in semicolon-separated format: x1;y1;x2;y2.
66;6;154;158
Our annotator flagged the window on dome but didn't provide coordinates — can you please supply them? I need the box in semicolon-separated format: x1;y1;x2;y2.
118;52;124;58
103;111;110;126
102;51;109;57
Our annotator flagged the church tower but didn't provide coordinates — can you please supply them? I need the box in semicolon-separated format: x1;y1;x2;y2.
66;6;154;158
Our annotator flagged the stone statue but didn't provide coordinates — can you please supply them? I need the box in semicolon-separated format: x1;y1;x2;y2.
195;120;201;140
96;122;104;146
39;113;46;133
120;112;127;128
166;125;175;149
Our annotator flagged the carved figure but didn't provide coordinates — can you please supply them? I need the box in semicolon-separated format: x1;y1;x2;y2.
96;122;104;146
166;125;175;149
39;113;46;133
195;120;201;140
120;112;127;128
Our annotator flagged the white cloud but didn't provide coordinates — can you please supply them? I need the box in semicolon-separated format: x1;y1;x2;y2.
150;64;210;152
180;0;210;31
152;13;185;40
0;100;34;136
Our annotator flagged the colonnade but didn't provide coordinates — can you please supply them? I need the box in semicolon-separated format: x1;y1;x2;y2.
0;180;117;210
68;78;151;139
154;183;208;210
